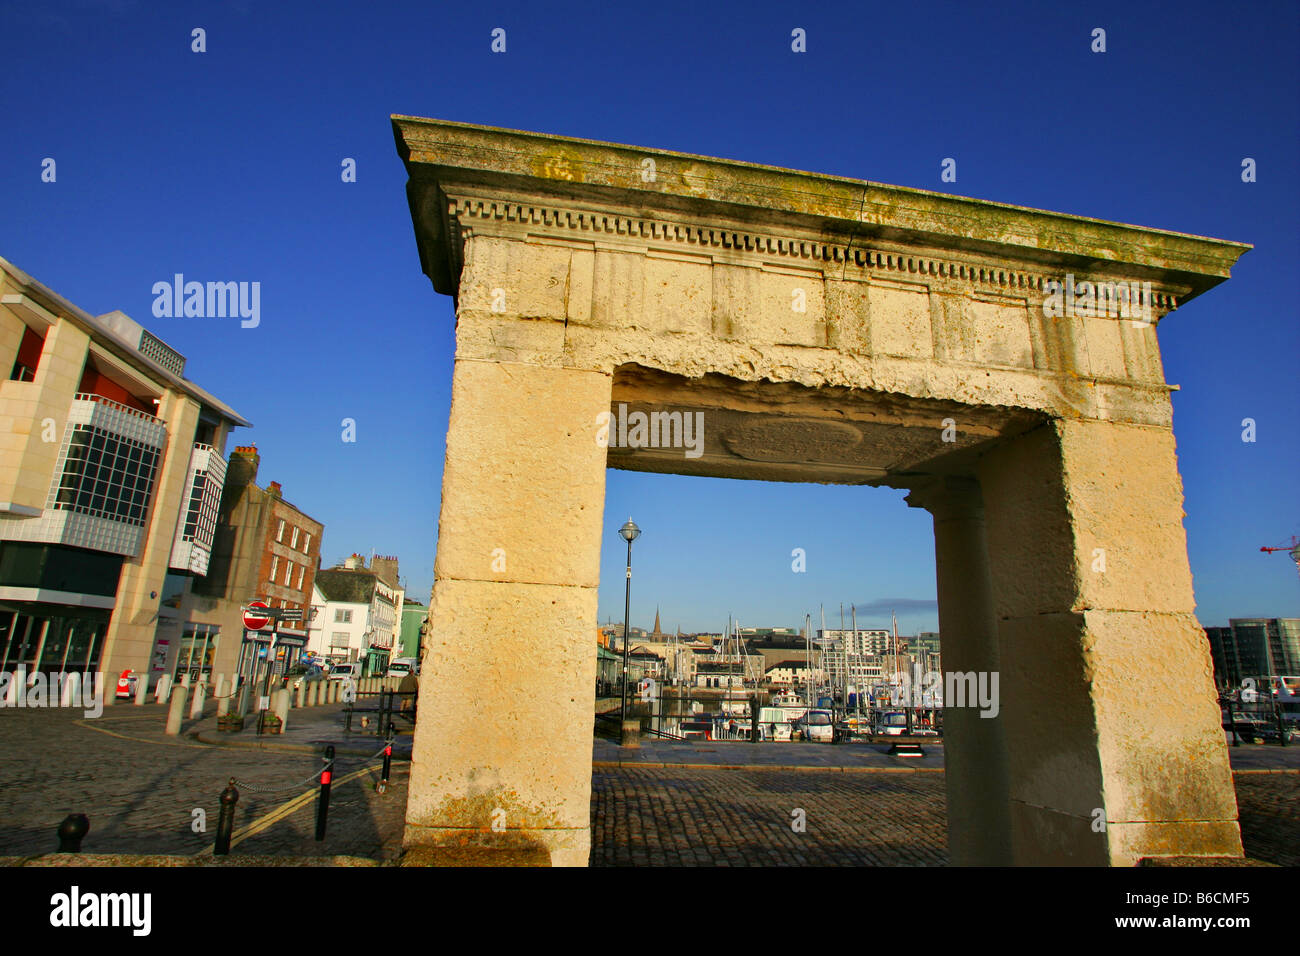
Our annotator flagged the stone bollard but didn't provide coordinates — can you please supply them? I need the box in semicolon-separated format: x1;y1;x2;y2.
60;673;80;708
307;682;318;706
620;719;641;749
165;685;188;735
180;673;191;689
216;676;230;718
293;682;304;708
273;688;290;732
3;669;19;706
155;674;171;705
189;682;207;719
134;676;149;706
329;682;340;704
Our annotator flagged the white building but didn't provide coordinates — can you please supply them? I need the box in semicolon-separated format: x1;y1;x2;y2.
306;555;398;675
818;628;892;656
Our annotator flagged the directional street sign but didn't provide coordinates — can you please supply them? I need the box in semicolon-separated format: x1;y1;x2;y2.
242;601;272;631
278;609;303;621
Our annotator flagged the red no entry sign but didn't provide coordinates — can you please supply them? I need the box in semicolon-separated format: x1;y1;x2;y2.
243;601;271;631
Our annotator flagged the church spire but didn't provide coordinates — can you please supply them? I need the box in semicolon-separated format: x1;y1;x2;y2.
652;606;662;637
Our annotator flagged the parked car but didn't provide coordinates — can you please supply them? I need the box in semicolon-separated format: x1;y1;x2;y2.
1223;720;1267;743
289;665;326;691
1258;726;1300;743
386;657;420;678
328;662;363;682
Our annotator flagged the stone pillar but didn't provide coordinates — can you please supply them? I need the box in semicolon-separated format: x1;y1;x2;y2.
976;419;1242;865
165;685;187;735
189;682;207;719
294;683;305;708
134;676;148;706
273;689;290;731
216;677;230;718
154;674;171;705
404;358;612;867
906;476;1013;865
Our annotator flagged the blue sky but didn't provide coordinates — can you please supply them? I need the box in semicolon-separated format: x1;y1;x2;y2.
4;0;1296;635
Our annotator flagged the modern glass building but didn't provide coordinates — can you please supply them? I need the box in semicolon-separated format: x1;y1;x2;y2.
0;256;248;691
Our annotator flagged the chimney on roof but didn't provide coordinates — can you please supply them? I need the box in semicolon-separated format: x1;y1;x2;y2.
343;554;364;570
226;445;259;489
371;555;399;587
268;481;282;498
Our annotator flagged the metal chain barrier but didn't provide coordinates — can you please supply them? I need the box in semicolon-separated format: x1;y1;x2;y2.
228;735;397;794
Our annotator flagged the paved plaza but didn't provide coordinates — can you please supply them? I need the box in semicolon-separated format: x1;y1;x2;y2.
0;706;1294;865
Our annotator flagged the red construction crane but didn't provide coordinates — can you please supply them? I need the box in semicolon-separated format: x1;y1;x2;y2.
1260;536;1300;584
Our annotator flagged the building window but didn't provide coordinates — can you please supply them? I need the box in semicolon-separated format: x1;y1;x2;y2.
173;623;219;684
276;518;285;542
296;566;305;590
334;608;352;624
290;526;299;549
269;555;279;583
9;325;45;382
330;631;349;649
51;425;161;527
302;532;312;554
284;560;293;586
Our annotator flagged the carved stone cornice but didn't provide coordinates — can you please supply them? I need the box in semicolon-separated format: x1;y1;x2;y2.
394;114;1250;308
439;186;1192;317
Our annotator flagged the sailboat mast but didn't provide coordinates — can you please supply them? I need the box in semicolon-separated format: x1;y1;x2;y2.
805;612;812;709
891;610;900;701
850;603;858;716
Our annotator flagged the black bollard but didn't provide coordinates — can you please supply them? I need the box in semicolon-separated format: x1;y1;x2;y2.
214;779;239;855
315;745;334;841
379;723;395;794
56;813;89;852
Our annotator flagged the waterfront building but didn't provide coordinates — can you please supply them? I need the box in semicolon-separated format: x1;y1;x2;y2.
188;445;324;685
817;628;892;655
1205;618;1300;689
398;599;426;659
0;257;248;691
307;554;399;675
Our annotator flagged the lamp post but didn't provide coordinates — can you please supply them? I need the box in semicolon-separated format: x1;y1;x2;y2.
618;518;641;744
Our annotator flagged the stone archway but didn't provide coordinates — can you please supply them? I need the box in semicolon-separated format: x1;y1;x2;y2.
392;115;1249;866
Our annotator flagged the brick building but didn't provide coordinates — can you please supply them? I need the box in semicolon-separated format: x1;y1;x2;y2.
189;446;324;684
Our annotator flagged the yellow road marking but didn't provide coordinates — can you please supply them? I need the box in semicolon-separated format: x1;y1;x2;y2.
194;763;406;855
73;718;196;747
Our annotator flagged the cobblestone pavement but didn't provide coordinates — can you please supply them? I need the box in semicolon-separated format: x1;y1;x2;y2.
0;708;1293;866
591;766;1297;867
592;766;949;866
1234;774;1300;867
0;707;407;860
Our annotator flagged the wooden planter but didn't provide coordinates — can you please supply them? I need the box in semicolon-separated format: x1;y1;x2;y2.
217;716;244;733
260;716;283;735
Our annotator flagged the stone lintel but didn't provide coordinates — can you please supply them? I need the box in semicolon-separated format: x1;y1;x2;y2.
393;115;1250;306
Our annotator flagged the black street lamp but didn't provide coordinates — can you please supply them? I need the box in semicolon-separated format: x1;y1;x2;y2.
618;518;641;744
